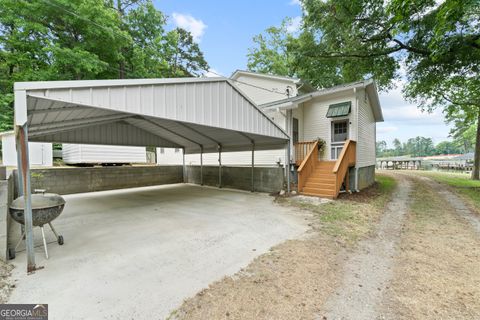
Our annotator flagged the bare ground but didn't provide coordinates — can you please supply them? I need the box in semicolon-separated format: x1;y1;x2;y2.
169;172;480;320
0;262;14;303
321;174;411;320
382;173;480;319
168;178;395;320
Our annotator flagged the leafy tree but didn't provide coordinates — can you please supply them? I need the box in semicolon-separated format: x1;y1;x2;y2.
392;138;403;156
435;141;463;155
376;140;387;155
164;28;209;77
0;0;209;132
247;19;297;78
249;0;480;179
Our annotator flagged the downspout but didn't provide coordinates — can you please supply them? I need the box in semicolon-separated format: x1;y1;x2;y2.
354;88;360;192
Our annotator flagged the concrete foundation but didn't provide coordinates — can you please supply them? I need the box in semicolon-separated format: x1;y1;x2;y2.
14;165;183;195
356;165;376;190
186;165;284;193
0;174;19;262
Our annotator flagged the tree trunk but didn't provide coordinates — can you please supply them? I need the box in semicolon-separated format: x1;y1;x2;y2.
472;106;480;180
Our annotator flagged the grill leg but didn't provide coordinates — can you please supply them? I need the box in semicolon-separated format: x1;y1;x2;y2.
14;230;26;251
41;226;48;259
48;222;59;240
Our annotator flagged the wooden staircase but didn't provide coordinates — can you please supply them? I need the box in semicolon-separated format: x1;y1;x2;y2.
296;140;356;199
301;161;337;198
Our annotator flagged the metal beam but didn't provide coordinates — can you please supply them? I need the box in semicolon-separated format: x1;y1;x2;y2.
141;117;203;149
176;122;221;145
29;116;131;138
30;113;128;132
28;105;92;116
16;125;36;273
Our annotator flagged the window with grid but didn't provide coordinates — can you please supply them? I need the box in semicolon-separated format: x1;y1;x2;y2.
332;121;348;142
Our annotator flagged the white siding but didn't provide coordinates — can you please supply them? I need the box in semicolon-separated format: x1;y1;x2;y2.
1;133;53;167
302;92;357;160
63;144;147;164
356;89;376;167
233;75;297;105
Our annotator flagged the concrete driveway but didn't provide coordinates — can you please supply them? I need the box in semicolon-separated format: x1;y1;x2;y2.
8;184;308;319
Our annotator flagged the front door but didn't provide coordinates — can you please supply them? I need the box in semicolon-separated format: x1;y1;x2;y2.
331;120;348;160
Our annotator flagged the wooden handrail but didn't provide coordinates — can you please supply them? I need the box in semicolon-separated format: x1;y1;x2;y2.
294;140;317;165
332;140;356;198
297;140;319;192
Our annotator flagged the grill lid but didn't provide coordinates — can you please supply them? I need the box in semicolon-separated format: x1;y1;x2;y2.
10;193;66;210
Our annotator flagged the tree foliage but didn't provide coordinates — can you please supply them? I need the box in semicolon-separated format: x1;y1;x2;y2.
0;0;209;131
248;0;480;178
377;136;466;158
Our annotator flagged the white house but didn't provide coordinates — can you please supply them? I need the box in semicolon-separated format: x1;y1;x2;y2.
156;70;383;197
0;131;53;167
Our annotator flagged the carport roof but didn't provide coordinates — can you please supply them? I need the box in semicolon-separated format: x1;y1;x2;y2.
14;77;289;154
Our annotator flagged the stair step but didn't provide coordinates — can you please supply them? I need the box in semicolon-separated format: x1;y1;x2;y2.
309;174;336;180
304;182;336;190
300;192;335;199
313;169;334;174
301;188;336;198
307;180;336;186
316;161;336;166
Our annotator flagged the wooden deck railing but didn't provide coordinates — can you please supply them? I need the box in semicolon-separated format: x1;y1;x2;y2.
297;140;319;192
332;140;356;198
294;141;317;165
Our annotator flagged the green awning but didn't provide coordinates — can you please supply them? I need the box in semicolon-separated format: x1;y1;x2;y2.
326;102;351;118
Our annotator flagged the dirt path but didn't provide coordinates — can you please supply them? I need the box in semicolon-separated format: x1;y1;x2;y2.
168;172;480;319
321;175;412;320
381;172;480;319
418;175;480;234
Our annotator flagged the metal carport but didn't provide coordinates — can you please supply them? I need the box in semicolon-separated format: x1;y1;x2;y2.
13;77;291;272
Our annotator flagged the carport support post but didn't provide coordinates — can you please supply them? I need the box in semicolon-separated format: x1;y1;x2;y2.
251;142;255;192
15;131;24;197
218;144;222;188
286;143;291;193
16;125;36;272
200;146;204;186
182;147;186;183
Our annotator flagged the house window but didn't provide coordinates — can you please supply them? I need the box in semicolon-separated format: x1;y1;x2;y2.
174;148;180;153
159;148;165;154
331;146;344;160
332;120;348;142
293;118;299;144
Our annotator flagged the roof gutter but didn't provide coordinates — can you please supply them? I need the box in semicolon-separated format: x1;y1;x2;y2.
260;94;314;111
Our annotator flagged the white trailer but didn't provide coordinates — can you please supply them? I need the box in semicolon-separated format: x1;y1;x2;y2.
1;131;53;167
62;144;147;165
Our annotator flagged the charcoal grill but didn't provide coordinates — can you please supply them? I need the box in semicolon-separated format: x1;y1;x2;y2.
9;190;65;260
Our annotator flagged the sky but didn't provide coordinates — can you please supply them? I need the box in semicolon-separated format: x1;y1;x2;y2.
154;0;453;147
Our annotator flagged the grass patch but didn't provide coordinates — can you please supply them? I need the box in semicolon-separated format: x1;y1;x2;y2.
279;173;397;246
419;172;480;212
409;179;447;228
